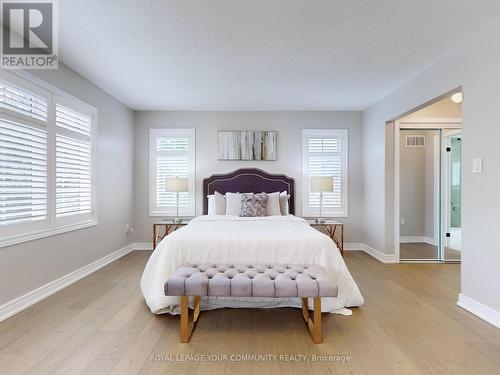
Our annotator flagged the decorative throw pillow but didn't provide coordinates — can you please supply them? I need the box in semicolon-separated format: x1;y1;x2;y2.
240;193;268;217
279;191;290;215
265;191;281;216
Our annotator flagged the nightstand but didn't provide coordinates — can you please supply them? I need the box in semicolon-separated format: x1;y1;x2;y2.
307;220;344;257
153;220;190;249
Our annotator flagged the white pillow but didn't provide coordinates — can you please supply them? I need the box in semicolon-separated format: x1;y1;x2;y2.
207;195;216;215
265;192;281;216
225;192;243;215
207;191;226;215
279;191;290;215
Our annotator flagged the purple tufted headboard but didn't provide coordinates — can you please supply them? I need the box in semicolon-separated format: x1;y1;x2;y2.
203;168;295;215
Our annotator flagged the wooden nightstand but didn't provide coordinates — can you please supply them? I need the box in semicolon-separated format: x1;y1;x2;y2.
153;220;190;249
307;220;344;257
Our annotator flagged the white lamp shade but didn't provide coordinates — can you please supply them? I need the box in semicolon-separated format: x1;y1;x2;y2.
165;177;189;192
310;176;334;193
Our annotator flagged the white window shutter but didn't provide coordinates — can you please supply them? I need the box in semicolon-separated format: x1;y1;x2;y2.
55;103;94;219
150;129;195;216
0;119;47;225
302;129;348;217
0;81;47;122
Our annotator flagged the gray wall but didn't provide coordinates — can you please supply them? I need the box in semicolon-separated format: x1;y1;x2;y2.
0;63;135;306
133;111;363;243
363;17;500;313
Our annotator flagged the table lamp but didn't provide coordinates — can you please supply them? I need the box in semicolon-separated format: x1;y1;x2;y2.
165;176;188;224
310;176;334;224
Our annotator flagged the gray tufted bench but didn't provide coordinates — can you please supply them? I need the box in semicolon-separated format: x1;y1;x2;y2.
164;263;338;343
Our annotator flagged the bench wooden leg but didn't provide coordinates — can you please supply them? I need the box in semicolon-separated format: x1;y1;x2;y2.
301;297;322;343
180;296;201;343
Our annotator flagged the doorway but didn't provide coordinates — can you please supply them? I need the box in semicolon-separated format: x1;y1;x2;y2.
393;92;462;262
399;128;441;260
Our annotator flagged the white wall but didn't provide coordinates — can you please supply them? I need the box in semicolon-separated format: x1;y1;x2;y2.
133;111;363;243
363;17;500;313
0;63;135;306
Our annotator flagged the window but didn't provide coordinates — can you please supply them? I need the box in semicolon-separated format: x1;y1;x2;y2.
149;129;195;216
0;71;97;247
302;129;348;217
54;100;95;225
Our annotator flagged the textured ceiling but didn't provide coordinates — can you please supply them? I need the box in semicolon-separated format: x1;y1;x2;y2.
58;1;500;110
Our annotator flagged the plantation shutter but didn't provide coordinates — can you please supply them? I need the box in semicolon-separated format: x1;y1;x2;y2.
0;81;48;122
150;129;195;216
55;103;93;218
302;129;348;217
0;120;47;225
0;77;48;231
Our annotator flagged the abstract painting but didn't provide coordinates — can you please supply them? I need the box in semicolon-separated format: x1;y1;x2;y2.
218;131;277;160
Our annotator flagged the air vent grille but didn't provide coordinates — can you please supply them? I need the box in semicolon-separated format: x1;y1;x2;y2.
405;135;425;147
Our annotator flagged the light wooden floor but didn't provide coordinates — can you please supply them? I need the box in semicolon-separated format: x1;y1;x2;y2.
1;251;499;375
400;242;461;261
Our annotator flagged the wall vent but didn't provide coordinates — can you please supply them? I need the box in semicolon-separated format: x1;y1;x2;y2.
405;135;425;147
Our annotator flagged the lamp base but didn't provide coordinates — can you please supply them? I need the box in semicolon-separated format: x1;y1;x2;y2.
172;217;183;224
315;218;326;224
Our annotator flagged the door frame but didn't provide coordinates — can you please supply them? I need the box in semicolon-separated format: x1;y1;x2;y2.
442;130;462;262
394;118;462;263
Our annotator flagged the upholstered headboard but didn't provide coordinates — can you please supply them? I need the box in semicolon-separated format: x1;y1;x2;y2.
203;168;295;215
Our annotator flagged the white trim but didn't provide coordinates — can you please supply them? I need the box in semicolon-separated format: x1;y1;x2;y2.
457;294;500;329
399;117;462;126
0;242;135;322
394;122;401;262
343;243;397;263
343;243;365;251
0;219;97;249
133;242;153;251
361;243;397;263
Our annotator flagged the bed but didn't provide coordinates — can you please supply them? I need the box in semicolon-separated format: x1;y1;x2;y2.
140;168;364;315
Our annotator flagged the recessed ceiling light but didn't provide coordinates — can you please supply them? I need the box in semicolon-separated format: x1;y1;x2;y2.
451;92;463;104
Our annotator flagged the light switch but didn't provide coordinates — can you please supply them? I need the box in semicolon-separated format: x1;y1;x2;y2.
473;158;483;173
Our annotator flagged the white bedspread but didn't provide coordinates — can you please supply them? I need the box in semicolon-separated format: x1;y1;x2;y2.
140;215;364;315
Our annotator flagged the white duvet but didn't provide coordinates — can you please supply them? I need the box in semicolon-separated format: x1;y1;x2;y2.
140;215;364;315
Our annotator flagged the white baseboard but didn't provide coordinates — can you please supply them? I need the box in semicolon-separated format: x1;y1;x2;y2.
400;236;437;246
0;242;136;322
361;243;397;263
133;242;153;251
344;243;365;251
457;294;500;329
344;243;396;263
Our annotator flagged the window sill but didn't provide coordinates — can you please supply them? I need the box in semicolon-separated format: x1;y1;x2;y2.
302;213;348;218
0;219;98;249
